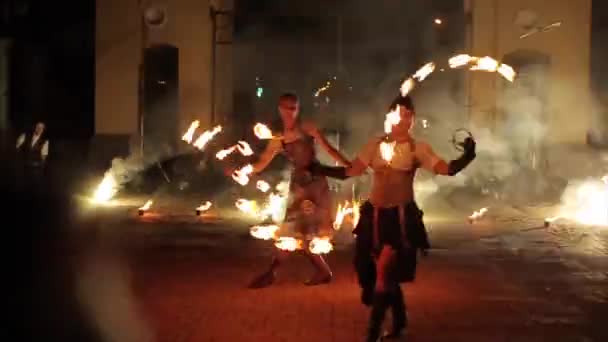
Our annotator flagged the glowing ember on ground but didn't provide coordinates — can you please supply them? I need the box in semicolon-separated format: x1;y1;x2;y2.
92;172;118;203
274;237;301;252
544;216;562;227
232;164;254;185
250;224;280;240
181;120;200;143
235;198;258;216
253;123;275;140
138;200;153;216
236;141;254;156
309;237;333;254
193;125;222;150
195;201;212;215
468;207;488;222
256;180;271;193
562;176;608;226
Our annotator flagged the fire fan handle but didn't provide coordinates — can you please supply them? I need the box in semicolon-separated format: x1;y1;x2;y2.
450;128;474;152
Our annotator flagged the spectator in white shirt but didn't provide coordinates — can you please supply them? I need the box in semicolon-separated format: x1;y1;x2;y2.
16;122;49;166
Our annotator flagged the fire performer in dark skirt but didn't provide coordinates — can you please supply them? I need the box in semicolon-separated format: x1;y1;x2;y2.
247;93;350;288
312;95;476;341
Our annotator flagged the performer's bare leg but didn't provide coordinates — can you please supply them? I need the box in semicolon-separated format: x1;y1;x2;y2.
302;245;332;286
367;246;401;342
248;248;289;289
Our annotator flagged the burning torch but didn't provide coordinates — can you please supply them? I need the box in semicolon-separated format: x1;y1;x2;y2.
138;199;153;216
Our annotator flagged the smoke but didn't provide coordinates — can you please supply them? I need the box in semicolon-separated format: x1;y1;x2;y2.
76;247;154;342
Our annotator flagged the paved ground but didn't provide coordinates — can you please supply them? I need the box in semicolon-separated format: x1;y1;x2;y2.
52;195;607;342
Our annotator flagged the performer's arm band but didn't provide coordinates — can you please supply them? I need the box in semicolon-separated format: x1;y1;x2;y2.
312;164;349;180
447;151;475;176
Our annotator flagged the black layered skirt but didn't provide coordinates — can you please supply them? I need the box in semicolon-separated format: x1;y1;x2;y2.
353;201;430;287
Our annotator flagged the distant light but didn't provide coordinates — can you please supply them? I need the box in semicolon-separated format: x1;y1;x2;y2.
256;87;263;98
434;18;443;25
157;80;166;84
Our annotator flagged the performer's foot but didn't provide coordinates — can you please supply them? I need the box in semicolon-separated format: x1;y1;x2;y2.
381;328;406;340
248;271;276;289
303;272;332;286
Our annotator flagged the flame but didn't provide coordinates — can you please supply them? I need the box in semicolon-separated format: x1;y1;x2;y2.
571;176;608;226
254;123;274;140
497;64;516;82
469;207;488;221
260;192;287;223
256;180;271;193
334;201;354;230
232;164;254;185
139;199;153;211
384;106;401;134
193;125;222;150
470;56;499;72
449;54;516;82
196;201;212;212
333;200;361;230
181;120;200;143
274;237;301;252
314;81;331;97
309;237;333;254
413;62;435;82
93;172;118;203
399;78;415;97
352;200;361;227
236;141;254;156
235;198;258;216
216;146;236;160
544;216;561;225
250;224;280;240
380;141;396;163
449;54;474;68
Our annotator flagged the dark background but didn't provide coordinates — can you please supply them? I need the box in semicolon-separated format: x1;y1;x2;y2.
1;0;606;141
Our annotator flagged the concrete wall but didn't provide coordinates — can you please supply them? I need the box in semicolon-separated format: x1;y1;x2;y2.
467;0;592;144
95;0;233;155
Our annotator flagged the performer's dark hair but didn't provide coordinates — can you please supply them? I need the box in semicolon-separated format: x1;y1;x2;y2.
389;94;415;112
279;92;299;103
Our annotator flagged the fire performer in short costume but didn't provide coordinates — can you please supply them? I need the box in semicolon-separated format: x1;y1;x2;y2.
248;93;350;288
312;95;476;341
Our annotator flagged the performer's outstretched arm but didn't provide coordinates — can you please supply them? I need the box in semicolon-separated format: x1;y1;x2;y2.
302;122;351;167
417;138;476;176
252;139;281;173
